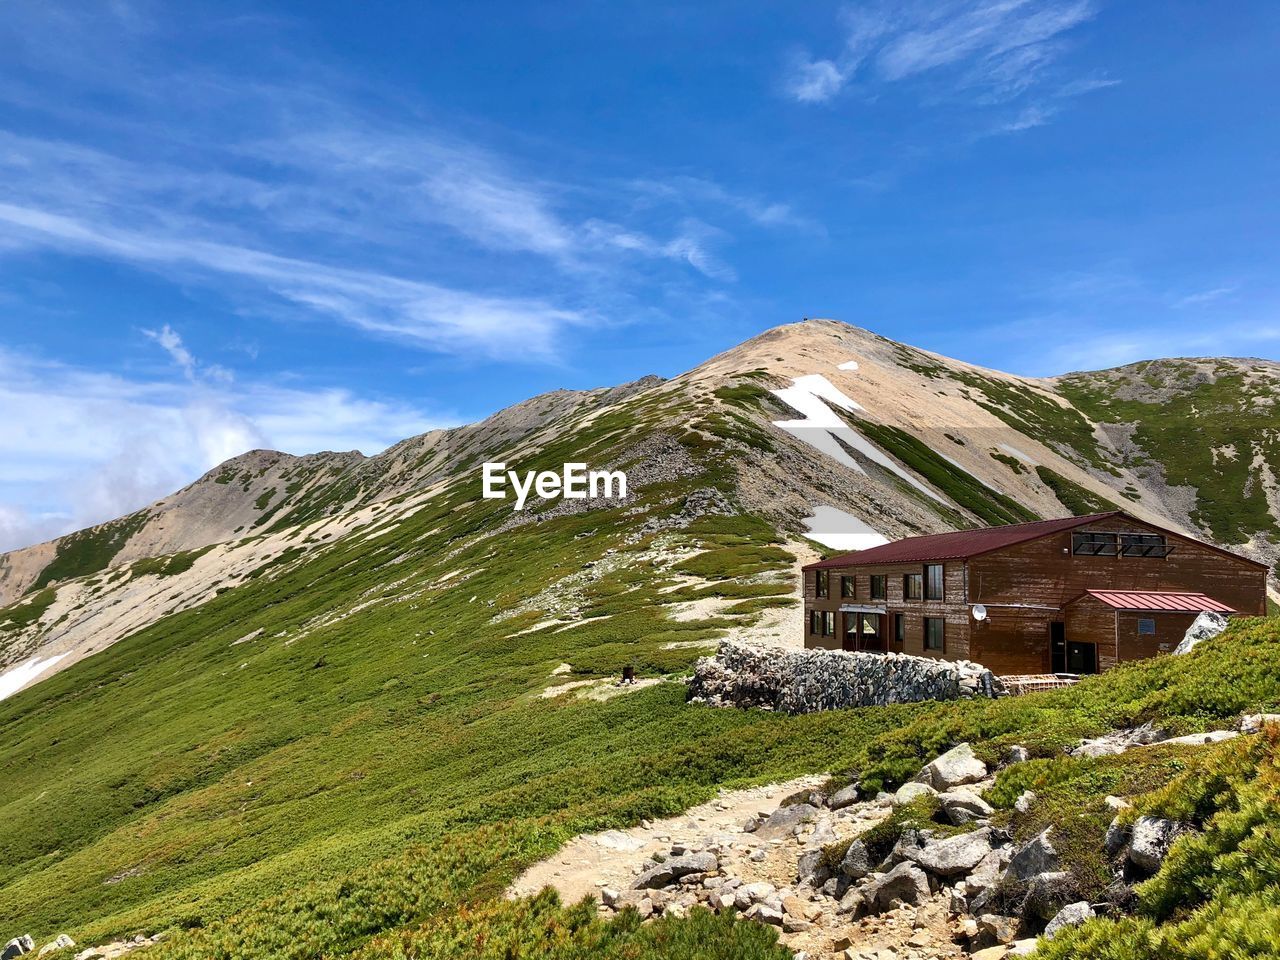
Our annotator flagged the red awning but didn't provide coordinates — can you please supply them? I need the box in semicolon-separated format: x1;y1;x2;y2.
1084;590;1235;614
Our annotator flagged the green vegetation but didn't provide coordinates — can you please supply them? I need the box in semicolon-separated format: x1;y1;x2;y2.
1060;363;1280;545
28;512;150;593
1035;465;1120;516
990;451;1027;474
849;418;1040;527
0;587;58;632
3;370;1280;959
129;546;216;579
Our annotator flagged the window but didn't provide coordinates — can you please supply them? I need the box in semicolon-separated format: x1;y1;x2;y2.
843;610;858;638
1137;618;1156;635
1072;532;1119;556
1121;533;1172;558
823;611;835;636
925;563;944;601
894;614;906;646
841;575;856;599
924;617;945;651
809;610;821;635
870;575;887;600
815;570;829;598
903;573;923;600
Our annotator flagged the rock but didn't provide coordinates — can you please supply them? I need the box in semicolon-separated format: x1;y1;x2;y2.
752;904;785;925
1173;611;1228;654
782;916;812;933
908;828;994;877
2;937;34;959
893;782;938;805
1013;790;1036;814
1008;745;1031;764
1158;730;1238;747
1103;817;1130;856
756;803;820;839
940;789;994;825
600;887;620;907
915;743;987;790
36;938;74;960
1005;828;1060;882
686;642;1004;713
970;947;1010;960
977;914;1019;945
837;886;865;915
782;895;809;919
829;783;861;810
1129;816;1187;872
1023;871;1079;921
734;881;777;910
1240;713;1280;734
633;852;718;889
1044;901;1095;938
1073;723;1167;758
796;848;829;885
864;862;931;912
1105;795;1132;812
780;787;828;809
839;839;873;879
1009;938;1040;956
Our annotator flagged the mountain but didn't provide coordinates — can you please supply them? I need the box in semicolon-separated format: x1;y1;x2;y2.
2;320;1276;699
0;319;1278;959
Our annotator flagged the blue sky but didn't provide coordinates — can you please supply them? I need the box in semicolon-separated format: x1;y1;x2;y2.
1;1;1278;551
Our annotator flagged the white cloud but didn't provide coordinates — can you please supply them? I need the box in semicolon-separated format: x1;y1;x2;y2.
142;324;197;379
784;58;849;103
784;1;1103;121
0;347;451;553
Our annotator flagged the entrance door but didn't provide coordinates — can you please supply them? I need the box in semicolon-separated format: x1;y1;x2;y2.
1050;622;1066;673
1066;641;1097;675
841;611;857;651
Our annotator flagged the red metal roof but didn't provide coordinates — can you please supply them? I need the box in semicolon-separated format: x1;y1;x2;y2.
804;512;1121;569
1083;590;1236;614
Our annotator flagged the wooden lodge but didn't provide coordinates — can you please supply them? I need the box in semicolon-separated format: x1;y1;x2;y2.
802;511;1268;676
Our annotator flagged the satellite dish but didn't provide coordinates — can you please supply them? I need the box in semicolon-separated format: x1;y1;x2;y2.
972;604;988;622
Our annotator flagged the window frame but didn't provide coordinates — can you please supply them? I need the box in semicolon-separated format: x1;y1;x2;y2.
903;573;923;600
924;616;945;652
1137;617;1156;636
924;563;944;601
894;613;906;646
815;569;829;599
869;574;887;600
823;610;835;637
1072;531;1119;557
1120;533;1172;558
840;575;856;599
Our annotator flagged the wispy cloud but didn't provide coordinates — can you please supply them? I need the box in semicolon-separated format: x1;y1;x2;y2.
782;1;1110;132
1173;284;1239;309
0;345;452;552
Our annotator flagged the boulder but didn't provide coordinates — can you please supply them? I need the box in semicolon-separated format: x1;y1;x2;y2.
36;939;74;960
864;861;931;912
1129;816;1187;872
1023;871;1079;921
796;848;829;886
1157;730;1237;747
733;881;777;910
976;914;1020;945
1103;817;1130;857
755;803;820;839
908;828;993;877
1;937;34;960
780;787;828;809
1013;790;1036;814
1072;723;1166;758
940;789;994;825
893;782;938;805
1173;611;1228;655
915;743;987;790
1007;745;1031;764
1005;828;1060;882
633;852;718;889
1044;901;1095;938
829;783;861;810
839;839;872;879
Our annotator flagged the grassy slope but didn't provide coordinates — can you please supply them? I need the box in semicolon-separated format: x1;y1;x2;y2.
3;384;1280;958
1059;362;1280;547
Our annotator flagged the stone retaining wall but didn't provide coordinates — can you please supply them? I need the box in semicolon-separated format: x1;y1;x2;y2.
686;641;1003;713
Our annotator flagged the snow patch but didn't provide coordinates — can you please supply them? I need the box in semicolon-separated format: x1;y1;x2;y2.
837;359;860;371
0;653;68;701
998;443;1039;466
772;376;946;504
802;505;890;551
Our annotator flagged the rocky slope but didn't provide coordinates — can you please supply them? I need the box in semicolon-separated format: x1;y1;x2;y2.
2;320;1276;698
